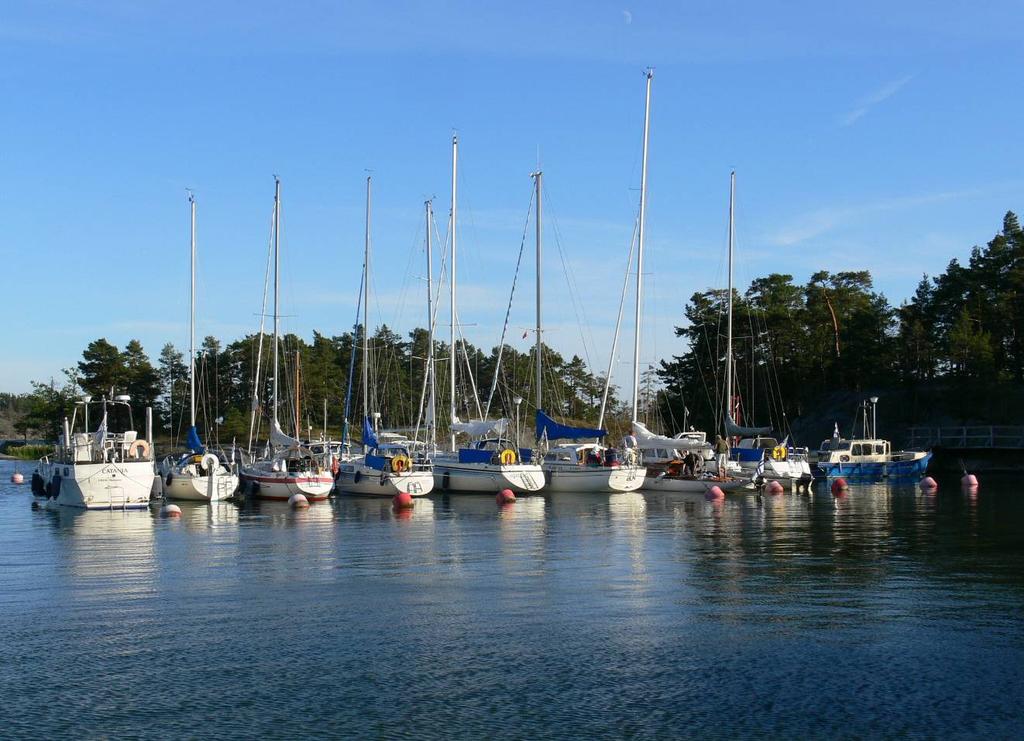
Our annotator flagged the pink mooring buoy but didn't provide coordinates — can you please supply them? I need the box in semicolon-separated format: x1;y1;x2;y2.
961;473;979;489
831;478;849;496
288;493;309;509
393;491;414;509
10;472;24;485
705;485;725;501
766;480;785;496
161;504;182;518
919;476;938;492
497;488;516;505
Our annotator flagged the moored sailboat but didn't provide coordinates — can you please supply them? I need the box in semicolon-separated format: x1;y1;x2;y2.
239;178;334;501
430;135;545;494
335;176;434;497
529;170;643;493
161;192;239;502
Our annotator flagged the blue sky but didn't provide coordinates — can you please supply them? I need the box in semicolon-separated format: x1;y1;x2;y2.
1;1;1022;396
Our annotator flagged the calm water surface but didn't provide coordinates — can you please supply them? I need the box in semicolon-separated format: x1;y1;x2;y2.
1;460;1022;738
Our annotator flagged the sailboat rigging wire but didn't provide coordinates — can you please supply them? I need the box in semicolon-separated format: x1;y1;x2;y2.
545;186;596;373
483;186;535;417
455;310;483;419
597;212;640;430
341;267;365;448
247;201;276;455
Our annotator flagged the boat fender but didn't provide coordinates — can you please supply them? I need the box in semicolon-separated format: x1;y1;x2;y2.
354;470;362;484
200;453;219;473
166;473;174;487
51;474;62;498
442;471;450;490
331;456;340;476
31;472;46;497
379;471;387;486
45;480;53;497
128;440;151;460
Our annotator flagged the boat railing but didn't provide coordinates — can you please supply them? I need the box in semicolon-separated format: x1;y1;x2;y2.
907;426;1024;450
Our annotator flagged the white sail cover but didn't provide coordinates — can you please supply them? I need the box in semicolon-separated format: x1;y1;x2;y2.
451;416;508;437
631;421;710;451
270;419;302;449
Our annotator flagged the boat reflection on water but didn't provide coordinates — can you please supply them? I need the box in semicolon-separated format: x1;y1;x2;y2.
244;498;337;527
334;494;437;523
169;500;242;531
41;506;158;605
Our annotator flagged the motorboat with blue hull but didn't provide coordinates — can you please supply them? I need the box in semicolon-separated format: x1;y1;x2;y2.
816;398;931;481
817;439;931;480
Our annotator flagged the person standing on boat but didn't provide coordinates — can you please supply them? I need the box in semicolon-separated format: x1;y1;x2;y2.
714;435;730;479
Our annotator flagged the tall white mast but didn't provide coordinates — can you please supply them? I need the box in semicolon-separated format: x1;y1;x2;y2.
449;135;458;450
426;199;437;450
725;170;735;433
533;170;543;414
272;177;281;430
631;69;653;423
188;191;196;431
362;176;372;451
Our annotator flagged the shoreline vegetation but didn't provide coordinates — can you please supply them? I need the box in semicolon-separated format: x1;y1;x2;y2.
4;211;1021;450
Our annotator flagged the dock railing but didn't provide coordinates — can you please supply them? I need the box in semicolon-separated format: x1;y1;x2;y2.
906;426;1024;450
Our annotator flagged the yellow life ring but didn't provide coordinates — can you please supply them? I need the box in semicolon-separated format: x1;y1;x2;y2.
129;440;151;460
391;454;411;473
499;449;517;465
771;446;787;461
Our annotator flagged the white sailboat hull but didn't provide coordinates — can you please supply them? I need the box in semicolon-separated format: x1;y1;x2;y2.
41;460;156;510
335;462;434;497
543;464;645;493
239;468;334;501
432;461;546;494
741;457;814;489
163;470;239;502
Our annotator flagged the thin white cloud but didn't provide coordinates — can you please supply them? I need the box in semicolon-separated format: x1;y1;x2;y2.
767;188;981;247
623;10;633;25
839;74;914;126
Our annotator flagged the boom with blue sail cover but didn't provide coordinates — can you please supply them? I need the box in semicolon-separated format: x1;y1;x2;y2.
535;410;606;441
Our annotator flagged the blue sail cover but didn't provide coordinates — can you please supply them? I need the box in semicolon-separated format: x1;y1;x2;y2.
185;425;205;454
535;410;606;441
362;416;379;449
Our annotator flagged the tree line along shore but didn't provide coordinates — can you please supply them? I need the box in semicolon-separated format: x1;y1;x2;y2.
4;211;1021;452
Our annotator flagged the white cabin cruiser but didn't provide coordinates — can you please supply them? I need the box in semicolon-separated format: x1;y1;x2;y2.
36;395;157;510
